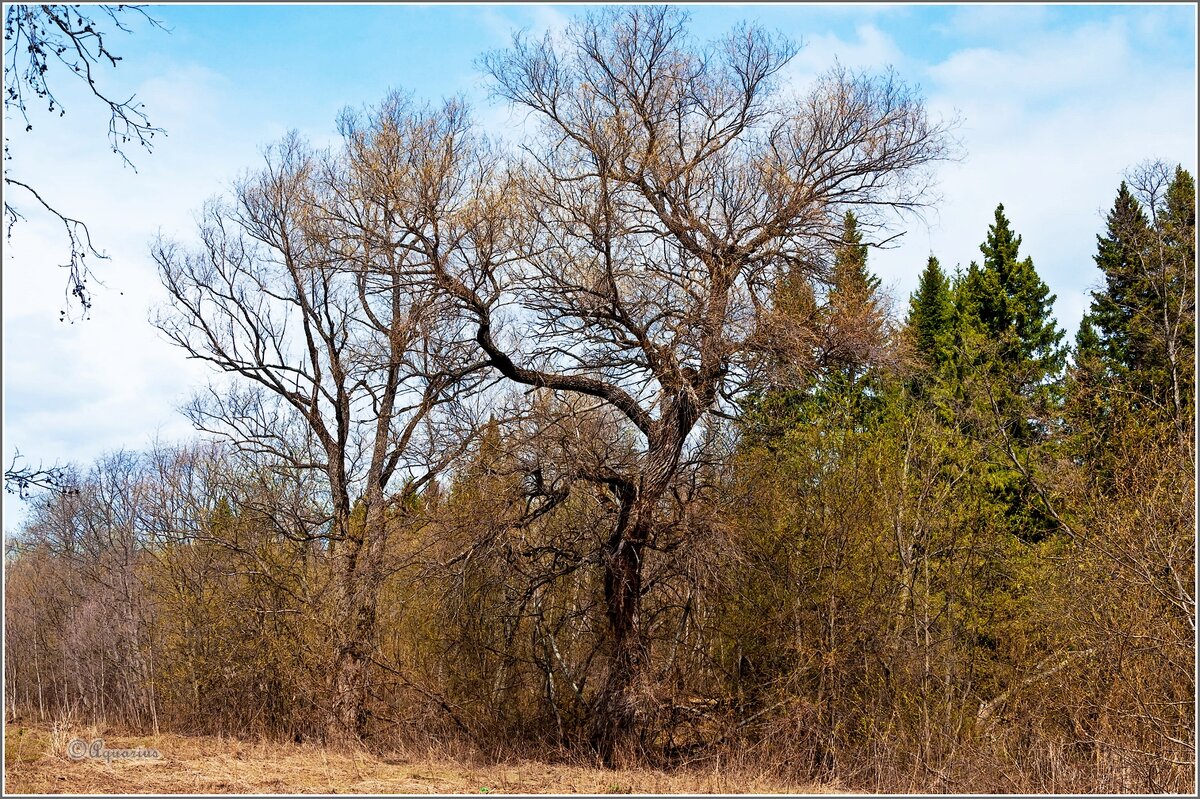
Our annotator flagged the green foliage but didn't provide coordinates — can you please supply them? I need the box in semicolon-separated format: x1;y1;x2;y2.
956;204;1066;393
1073;164;1195;444
1162;166;1196;420
1089;182;1152;379
1065;313;1122;471
928;207;1067;542
721;181;1190;786
742;211;891;443
829;212;880;313
906;255;954;368
825;211;886;379
726;366;1069;783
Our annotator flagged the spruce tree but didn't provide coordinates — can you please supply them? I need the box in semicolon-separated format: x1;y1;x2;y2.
826;211;884;370
906;255;953;366
963;203;1066;386
948;205;1066;449
1084;165;1194;427
1089;181;1152;380
1161;165;1195;423
829;211;881;306
944;205;1066;541
823;210;887;425
746;211;890;438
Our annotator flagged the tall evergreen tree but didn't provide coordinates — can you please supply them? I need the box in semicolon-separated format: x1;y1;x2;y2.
1160;165;1195;425
825;211;884;369
1089;181;1152;379
906;255;953;367
829;211;880;303
822;211;888;425
959;204;1067;388
742;211;890;440
942;206;1067;542
1082;164;1195;429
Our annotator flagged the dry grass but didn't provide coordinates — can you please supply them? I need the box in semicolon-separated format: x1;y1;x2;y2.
4;722;835;795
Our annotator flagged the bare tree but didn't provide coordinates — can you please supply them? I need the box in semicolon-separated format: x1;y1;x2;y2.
146;4;951;761
153;119;482;743
4;3;165;314
413;6;954;762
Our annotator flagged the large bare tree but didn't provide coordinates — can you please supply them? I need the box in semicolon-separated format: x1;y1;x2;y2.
416;6;953;762
153;117;481;742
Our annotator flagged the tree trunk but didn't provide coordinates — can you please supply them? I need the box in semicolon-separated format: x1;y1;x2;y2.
329;584;376;743
327;501;383;745
590;454;673;765
591;523;649;766
589;408;695;765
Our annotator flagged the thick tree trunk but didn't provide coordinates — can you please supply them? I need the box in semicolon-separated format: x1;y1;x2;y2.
329;572;377;744
326;501;384;745
588;406;696;765
591;521;649;765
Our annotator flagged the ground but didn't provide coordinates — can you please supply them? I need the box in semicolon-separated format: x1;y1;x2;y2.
3;723;831;794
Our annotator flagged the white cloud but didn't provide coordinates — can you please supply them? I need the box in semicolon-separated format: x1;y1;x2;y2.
477;4;571;48
935;4;1054;40
779;23;907;93
797;24;906;72
528;5;572;43
868;12;1196;336
929;19;1133;100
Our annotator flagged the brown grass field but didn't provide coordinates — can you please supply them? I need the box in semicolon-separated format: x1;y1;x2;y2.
3;723;834;795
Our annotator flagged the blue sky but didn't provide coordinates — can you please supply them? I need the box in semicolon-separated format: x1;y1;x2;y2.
2;2;1197;531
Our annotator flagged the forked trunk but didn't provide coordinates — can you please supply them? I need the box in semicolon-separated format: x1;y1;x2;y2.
589;417;694;765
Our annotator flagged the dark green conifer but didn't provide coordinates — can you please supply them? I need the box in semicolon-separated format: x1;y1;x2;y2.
962;203;1066;384
906;255;953;366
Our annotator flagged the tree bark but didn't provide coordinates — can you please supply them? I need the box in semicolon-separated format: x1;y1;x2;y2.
589;434;685;765
591;506;650;764
327;501;383;745
329;590;375;742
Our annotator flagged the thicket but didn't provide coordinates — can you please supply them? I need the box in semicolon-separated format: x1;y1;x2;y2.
3;9;1194;793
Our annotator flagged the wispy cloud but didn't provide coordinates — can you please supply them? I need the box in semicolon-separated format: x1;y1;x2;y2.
934;4;1054;40
868;9;1195;335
